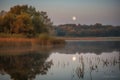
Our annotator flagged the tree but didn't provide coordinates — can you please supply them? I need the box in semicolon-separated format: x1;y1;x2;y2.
2;12;15;33
14;13;33;34
0;5;54;37
0;16;3;32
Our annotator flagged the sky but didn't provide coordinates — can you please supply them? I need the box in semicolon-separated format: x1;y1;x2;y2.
0;0;120;26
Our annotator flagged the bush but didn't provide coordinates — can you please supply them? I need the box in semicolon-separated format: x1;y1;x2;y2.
38;33;50;40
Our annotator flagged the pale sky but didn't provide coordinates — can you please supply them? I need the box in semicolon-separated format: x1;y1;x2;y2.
0;0;120;25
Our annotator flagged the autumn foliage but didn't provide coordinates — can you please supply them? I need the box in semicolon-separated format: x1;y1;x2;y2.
0;5;53;37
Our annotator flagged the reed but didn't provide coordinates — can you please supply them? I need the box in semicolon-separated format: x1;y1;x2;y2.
0;36;65;50
0;33;26;38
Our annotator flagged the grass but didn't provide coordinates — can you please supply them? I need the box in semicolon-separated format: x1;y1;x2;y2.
37;33;65;45
0;33;65;51
0;33;26;38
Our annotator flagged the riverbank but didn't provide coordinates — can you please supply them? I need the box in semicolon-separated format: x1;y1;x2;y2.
56;37;120;41
0;37;65;50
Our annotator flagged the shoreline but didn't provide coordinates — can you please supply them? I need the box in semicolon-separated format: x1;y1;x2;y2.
0;37;119;54
0;37;65;54
0;37;65;48
0;37;120;42
56;37;120;41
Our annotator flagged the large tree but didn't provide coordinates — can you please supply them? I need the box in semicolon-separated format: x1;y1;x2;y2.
0;5;53;37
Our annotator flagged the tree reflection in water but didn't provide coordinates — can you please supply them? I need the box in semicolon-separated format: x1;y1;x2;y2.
56;41;120;54
0;52;120;80
0;52;53;80
0;41;120;80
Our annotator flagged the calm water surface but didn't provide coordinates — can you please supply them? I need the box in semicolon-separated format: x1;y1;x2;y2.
0;41;120;80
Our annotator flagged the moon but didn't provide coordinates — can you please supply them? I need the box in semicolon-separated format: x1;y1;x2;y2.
72;16;76;21
72;56;76;61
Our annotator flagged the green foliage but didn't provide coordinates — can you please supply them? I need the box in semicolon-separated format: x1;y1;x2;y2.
0;5;53;37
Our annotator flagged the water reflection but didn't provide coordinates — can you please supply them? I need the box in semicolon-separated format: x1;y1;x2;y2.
55;41;120;54
44;51;120;80
75;55;84;79
0;41;120;80
0;52;53;80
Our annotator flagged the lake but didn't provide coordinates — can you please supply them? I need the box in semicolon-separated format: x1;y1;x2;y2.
0;40;120;80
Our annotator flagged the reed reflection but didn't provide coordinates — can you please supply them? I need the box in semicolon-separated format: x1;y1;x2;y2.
76;55;84;79
45;51;120;80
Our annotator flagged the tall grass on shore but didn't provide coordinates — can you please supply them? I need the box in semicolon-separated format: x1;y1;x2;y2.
0;38;65;55
37;33;65;45
0;33;26;38
0;34;65;51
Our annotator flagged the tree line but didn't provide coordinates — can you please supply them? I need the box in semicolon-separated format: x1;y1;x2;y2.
1;5;119;38
0;5;53;37
55;23;120;37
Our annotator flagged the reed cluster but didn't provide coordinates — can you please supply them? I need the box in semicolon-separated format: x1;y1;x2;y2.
0;36;65;50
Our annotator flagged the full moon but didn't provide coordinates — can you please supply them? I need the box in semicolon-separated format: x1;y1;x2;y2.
72;56;76;61
72;16;76;21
